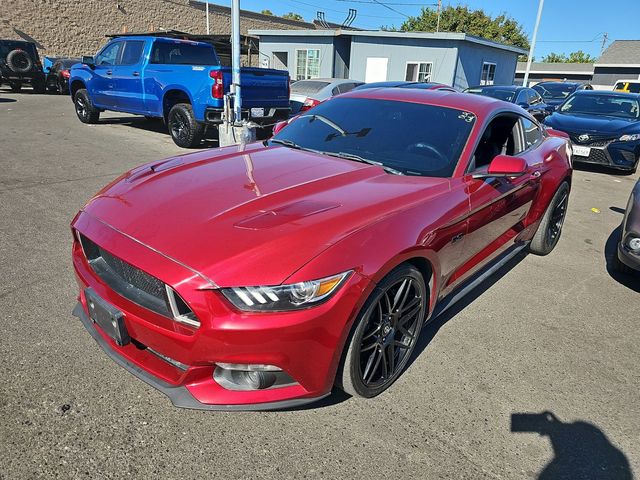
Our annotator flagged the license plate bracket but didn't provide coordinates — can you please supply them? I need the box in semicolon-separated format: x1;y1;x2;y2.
573;145;591;157
85;288;130;346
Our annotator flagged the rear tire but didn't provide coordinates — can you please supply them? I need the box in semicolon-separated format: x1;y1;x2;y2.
529;181;570;256
10;82;22;93
337;264;427;398
74;88;100;124
167;103;204;148
31;76;46;94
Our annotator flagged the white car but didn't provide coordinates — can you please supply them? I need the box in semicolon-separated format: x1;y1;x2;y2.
289;78;364;115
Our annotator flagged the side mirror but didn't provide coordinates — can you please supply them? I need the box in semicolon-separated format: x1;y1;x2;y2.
81;55;95;68
272;120;288;136
517;102;530;110
473;155;528;179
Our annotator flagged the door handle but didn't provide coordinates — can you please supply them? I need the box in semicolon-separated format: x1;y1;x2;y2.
531;171;541;178
106;70;112;75
451;233;464;244
132;72;140;76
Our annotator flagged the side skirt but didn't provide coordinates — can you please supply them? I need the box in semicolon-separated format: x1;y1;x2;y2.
429;242;529;321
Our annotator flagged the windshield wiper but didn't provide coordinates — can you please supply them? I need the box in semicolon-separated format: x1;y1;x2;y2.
300;114;347;136
324;151;403;175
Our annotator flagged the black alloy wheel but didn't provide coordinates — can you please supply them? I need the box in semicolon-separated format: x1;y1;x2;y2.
338;264;427;398
74;89;100;124
529;181;570;256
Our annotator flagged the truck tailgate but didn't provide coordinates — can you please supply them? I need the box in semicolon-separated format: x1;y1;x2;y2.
221;67;290;108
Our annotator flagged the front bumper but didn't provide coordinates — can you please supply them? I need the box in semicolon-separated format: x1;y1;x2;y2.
571;140;639;171
71;214;369;410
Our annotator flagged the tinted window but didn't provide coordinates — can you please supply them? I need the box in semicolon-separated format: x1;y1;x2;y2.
96;42;121;66
528;89;542;105
150;41;218;65
521;118;542;150
271;97;476;178
533;83;577;100
467;87;515;102
291;81;331;95
515;90;528;104
560;93;640;119
120;41;145;65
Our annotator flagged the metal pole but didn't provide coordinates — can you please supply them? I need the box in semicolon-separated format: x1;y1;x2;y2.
231;0;242;123
436;0;442;33
523;0;544;87
205;0;210;35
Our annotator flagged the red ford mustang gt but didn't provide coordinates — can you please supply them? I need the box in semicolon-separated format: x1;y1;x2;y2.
71;88;572;410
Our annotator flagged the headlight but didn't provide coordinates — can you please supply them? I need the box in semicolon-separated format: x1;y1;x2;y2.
618;134;640;142
221;271;352;312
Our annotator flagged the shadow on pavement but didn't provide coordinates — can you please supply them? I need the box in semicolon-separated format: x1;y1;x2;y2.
604;224;640;293
511;411;632;479
0;97;17;103
98;116;220;148
573;163;636;177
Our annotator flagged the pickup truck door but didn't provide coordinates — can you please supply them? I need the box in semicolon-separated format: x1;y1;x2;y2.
111;40;146;113
92;41;122;108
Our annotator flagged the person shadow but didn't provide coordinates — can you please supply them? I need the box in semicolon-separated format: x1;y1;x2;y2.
511;411;633;479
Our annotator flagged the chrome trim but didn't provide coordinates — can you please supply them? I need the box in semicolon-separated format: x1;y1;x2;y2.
165;285;201;328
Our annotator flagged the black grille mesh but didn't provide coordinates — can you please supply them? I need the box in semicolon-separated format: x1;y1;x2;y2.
98;247;166;299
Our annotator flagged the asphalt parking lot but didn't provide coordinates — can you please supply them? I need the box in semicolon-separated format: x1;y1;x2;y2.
1;89;639;479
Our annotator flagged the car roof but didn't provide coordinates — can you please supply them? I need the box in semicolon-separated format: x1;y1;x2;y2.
341;87;520;117
295;78;358;84
535;81;583;86
109;35;212;48
572;89;640;98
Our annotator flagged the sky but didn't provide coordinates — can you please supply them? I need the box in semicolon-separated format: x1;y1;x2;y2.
208;0;640;59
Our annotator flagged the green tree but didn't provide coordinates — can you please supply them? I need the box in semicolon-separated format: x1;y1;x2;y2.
400;6;529;50
541;50;596;63
261;9;273;16
282;12;304;21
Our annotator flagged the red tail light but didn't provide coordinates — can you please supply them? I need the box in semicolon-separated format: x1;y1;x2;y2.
210;70;224;99
61;69;71;79
299;98;320;112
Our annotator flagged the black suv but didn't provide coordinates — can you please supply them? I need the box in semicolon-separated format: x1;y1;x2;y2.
0;39;46;93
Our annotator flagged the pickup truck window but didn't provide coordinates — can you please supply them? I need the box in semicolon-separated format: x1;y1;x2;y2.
120;41;145;66
96;42;122;66
150;41;219;66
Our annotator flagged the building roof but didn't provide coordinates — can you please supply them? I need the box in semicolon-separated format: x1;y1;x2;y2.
515;62;594;74
596;40;640;67
248;29;528;55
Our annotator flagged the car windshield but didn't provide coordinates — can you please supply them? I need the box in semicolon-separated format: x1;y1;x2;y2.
270;97;476;178
614;82;640;94
559;93;640;119
291;81;331;95
466;87;515;102
533;83;576;100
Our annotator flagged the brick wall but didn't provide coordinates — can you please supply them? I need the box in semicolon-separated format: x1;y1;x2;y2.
0;0;313;58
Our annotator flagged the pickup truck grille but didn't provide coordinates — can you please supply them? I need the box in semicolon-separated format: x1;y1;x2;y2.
78;233;199;327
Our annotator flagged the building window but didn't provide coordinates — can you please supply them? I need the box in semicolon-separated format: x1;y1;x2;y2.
296;49;320;80
405;62;433;82
481;62;496;85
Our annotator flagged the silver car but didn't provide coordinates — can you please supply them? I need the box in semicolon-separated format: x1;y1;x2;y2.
290;78;364;115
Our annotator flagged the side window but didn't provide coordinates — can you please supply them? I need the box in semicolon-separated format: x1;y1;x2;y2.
520;117;543;151
528;89;542;105
95;42;122;66
468;115;519;172
337;82;358;94
515;90;528;105
120;41;145;66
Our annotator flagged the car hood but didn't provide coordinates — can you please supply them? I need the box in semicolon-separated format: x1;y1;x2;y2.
545;112;640;136
81;143;450;286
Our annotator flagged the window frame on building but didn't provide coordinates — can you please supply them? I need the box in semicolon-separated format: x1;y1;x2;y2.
480;62;497;85
405;61;434;83
295;48;321;80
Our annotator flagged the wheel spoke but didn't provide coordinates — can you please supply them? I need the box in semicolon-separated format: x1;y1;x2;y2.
364;349;382;384
362;349;378;382
386;343;395;374
393;340;410;350
398;304;422;326
392;279;410;311
398;324;415;340
380;348;388;378
399;297;420;314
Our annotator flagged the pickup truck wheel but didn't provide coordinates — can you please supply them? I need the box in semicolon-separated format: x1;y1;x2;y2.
168;103;203;148
74;88;100;124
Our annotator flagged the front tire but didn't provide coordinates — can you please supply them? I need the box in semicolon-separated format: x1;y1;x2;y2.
74;88;100;124
337;264;428;398
167;103;204;148
529;181;570;256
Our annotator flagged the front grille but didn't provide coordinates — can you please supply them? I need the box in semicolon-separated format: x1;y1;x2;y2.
584;148;610;165
79;233;199;327
569;134;617;147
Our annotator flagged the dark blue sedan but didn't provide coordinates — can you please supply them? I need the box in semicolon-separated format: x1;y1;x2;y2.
532;81;593;109
544;90;640;173
464;85;551;122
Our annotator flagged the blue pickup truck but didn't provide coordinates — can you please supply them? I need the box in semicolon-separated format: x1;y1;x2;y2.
69;35;290;147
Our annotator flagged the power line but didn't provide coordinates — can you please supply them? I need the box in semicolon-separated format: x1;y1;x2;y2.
334;0;430;4
369;0;410;17
285;0;405;18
